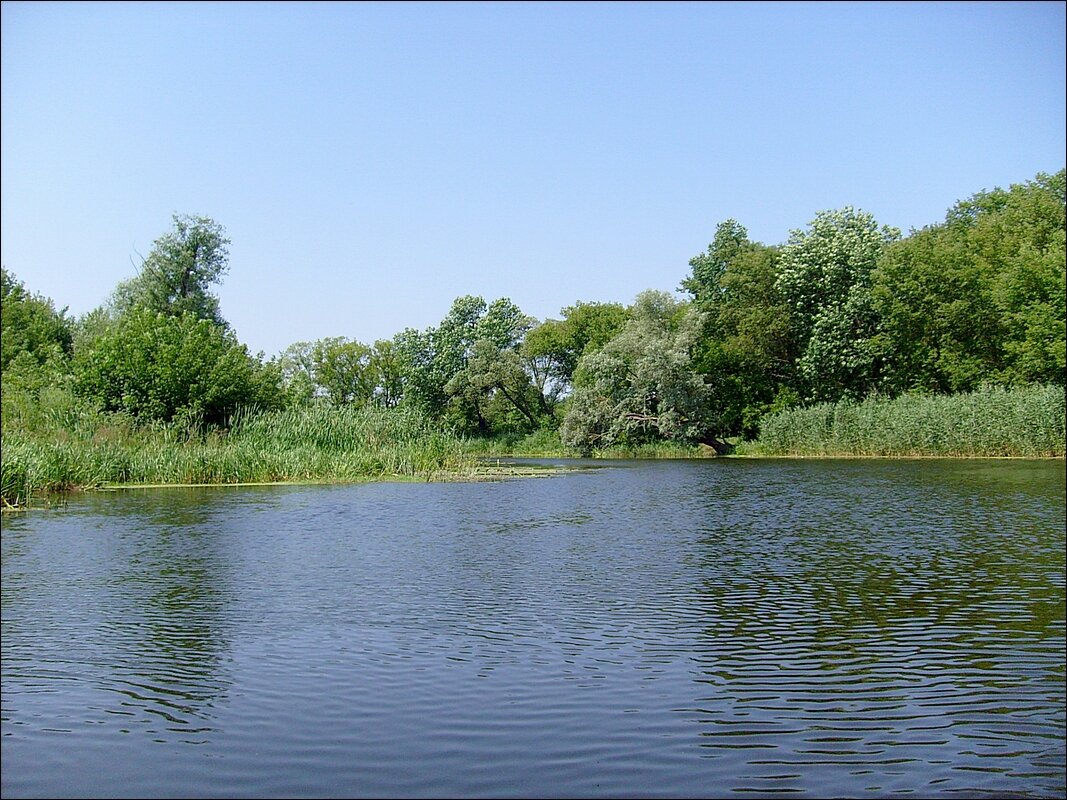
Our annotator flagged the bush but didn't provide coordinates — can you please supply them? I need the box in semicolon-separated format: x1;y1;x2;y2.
72;308;280;426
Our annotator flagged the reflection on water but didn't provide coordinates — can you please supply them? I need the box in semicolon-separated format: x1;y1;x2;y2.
2;459;1064;798
1;490;237;750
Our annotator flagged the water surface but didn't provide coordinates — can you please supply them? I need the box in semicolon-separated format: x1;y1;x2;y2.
2;458;1064;797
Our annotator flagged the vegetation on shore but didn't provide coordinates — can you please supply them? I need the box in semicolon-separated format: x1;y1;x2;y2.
1;402;469;508
2;169;1064;506
750;384;1065;458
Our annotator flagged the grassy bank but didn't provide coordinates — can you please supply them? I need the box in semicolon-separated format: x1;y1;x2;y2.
5;382;1063;507
1;398;470;507
750;384;1066;457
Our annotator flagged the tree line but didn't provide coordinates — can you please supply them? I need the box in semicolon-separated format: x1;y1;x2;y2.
2;168;1063;452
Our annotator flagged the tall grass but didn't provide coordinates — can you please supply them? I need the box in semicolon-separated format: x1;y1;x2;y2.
5;381;1063;505
753;384;1066;457
458;427;570;457
1;388;470;505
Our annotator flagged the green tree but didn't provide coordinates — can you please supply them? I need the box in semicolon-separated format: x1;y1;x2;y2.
871;218;1002;393
369;339;405;408
1;267;73;372
445;338;548;435
73;307;277;426
110;214;231;327
971;170;1065;386
701;245;798;437
392;325;439;413
872;169;1065;392
275;340;318;406
776;207;900;402
681;221;798;437
71;306;114;357
277;337;394;408
561;291;720;451
521;301;628;392
310;337;376;406
394;295;532;421
681;218;749;314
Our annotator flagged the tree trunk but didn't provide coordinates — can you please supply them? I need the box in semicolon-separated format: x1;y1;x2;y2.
698;435;734;455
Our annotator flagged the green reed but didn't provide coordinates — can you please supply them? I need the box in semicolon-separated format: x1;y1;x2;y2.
1;391;470;505
753;384;1066;457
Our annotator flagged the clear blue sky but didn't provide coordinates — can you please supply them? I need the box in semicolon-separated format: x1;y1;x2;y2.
2;1;1064;358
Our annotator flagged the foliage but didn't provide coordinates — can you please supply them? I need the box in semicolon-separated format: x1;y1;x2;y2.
369;339;405;408
682;222;796;438
1;401;469;505
226;404;465;475
274;340;318;406
274;337;406;409
1;267;73;372
872;169;1066;393
71;306;115;356
3;171;1066;498
776;207;900;402
753;384;1065;457
561;291;715;451
72;307;279;426
109;214;231;327
444;338;550;435
681;218;749;313
522;301;629;391
309;337;376;406
393;295;535;429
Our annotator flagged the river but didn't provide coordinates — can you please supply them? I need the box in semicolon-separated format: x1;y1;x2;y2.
2;458;1064;798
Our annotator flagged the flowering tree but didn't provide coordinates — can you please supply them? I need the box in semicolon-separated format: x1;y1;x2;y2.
775;207;899;401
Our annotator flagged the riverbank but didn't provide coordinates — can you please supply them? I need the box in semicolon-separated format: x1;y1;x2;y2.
4;384;1063;509
750;384;1065;458
1;463;577;512
0;404;469;509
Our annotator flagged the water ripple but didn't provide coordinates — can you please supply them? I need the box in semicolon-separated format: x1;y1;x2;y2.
2;459;1064;798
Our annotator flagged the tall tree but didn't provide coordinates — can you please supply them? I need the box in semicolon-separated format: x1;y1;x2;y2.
776;207;899;402
691;242;798;437
872;169;1066;392
682;221;798;436
310;337;376;407
110;214;231;327
275;340;318;406
394;295;532;421
369;339;405;408
521;301;628;392
445;339;548;435
681;218;749;315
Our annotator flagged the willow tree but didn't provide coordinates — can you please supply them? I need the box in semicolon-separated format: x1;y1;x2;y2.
561;291;724;452
110;214;231;328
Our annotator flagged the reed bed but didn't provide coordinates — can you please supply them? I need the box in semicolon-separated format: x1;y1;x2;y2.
754;384;1066;457
1;399;469;506
5;383;1063;506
